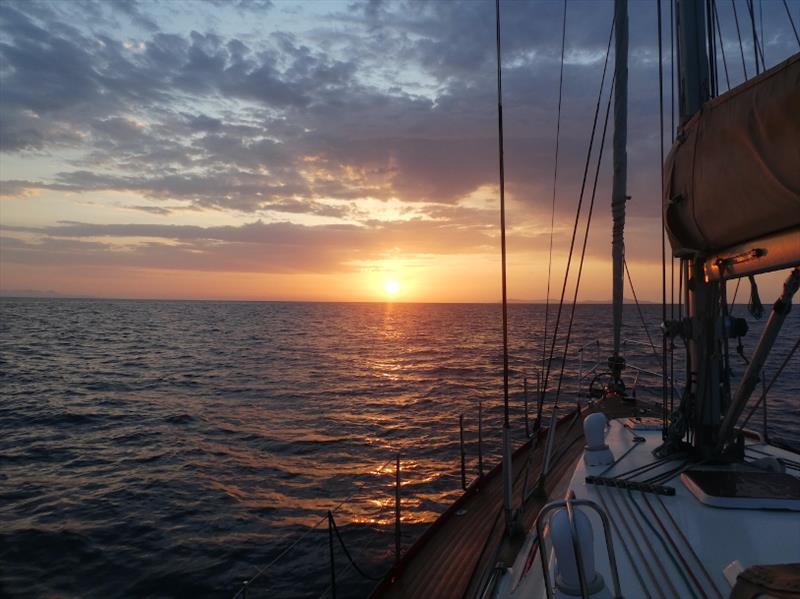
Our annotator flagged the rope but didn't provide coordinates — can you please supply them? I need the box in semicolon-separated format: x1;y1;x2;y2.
595;487;652;598
616;491;679;598
601;486;666;598
731;0;749;79
639;493;715;599
747;274;764;319
720;275;734;405
619;490;687;597
652;494;727;599
541;0;569;402
729;276;742;314
624;258;658;357
233;457;395;598
784;0;800;47
540;18;614;408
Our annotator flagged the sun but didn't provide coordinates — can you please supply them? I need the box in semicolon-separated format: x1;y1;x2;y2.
384;279;400;297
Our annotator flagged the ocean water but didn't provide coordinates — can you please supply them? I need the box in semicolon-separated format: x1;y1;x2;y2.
0;299;797;598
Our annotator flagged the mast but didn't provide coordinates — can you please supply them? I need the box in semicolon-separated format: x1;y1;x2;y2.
677;0;710;123
494;0;514;535
666;3;800;456
610;0;628;380
675;0;722;455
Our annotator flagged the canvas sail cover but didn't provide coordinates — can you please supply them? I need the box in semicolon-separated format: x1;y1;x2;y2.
664;53;800;256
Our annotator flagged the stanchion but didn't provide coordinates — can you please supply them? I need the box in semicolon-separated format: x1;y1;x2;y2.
478;402;484;478
395;454;401;565
328;511;336;599
524;377;530;437
459;414;467;490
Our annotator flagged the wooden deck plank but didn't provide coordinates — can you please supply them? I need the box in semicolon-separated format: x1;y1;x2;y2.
372;398;640;599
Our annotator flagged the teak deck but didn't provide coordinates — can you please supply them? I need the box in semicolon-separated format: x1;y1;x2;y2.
371;398;639;599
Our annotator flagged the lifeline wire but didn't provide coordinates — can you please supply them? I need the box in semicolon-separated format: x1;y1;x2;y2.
233;457;395;598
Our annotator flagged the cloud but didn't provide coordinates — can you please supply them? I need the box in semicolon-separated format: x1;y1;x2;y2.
0;209;566;277
1;0;797;294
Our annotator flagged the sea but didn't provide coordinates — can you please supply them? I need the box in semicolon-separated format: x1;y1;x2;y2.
1;299;798;598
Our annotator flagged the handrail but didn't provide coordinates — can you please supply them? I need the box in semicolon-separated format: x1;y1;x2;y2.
565;499;590;598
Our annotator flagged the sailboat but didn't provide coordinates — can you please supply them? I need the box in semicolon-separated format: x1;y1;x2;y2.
370;0;800;597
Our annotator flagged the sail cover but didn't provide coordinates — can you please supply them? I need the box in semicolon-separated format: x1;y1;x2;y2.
664;52;800;256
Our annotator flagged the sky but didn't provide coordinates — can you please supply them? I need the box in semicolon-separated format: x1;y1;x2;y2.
1;0;798;302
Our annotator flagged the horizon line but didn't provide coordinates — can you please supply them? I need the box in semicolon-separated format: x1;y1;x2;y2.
0;292;689;305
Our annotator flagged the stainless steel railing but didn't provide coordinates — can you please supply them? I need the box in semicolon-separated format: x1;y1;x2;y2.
535;497;623;599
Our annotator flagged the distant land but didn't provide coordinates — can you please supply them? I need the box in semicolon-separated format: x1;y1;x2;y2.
0;290;657;304
0;292;760;305
508;298;657;304
0;289;74;298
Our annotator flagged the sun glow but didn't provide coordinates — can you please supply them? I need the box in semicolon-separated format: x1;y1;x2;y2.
384;279;400;297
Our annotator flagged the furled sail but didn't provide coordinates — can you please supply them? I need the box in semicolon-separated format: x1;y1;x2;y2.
664;53;800;261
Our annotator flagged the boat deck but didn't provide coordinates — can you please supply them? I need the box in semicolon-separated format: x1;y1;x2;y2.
371;397;641;599
502;416;800;598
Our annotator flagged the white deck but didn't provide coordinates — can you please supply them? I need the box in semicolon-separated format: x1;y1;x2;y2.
498;417;800;599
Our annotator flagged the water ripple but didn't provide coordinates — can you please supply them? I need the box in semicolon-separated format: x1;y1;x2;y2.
0;298;797;598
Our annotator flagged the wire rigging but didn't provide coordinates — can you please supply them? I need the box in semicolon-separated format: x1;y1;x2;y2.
624;258;658;357
495;0;510;428
707;0;719;96
746;0;765;73
540;16;615;407
759;0;765;65
541;0;569;403
731;0;749;79
783;0;800;47
658;0;668;433
714;1;731;91
550;86;614;405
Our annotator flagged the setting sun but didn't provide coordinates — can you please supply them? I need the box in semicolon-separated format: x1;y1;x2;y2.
384;280;400;297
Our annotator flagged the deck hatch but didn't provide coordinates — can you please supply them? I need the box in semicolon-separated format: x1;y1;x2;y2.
681;469;800;510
